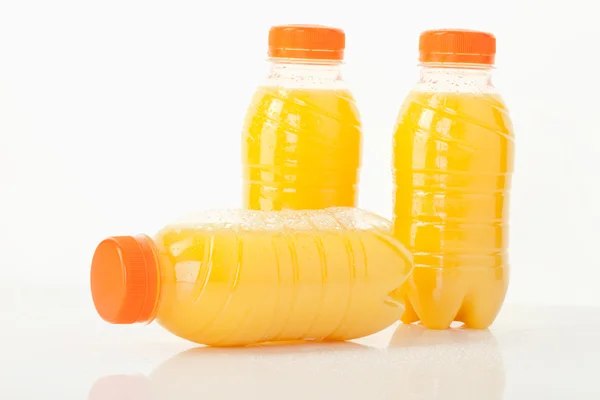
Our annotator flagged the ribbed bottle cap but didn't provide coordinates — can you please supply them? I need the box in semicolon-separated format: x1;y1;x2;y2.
268;24;345;60
419;29;496;65
90;235;159;324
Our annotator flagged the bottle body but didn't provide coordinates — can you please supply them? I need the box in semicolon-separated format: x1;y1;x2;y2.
242;61;362;211
153;208;411;346
392;66;514;329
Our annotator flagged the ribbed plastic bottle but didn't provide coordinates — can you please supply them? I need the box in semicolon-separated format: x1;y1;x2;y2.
392;30;515;329
242;25;362;211
90;208;412;346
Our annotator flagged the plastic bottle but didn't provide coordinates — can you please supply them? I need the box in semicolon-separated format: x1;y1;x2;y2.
242;25;362;211
90;208;412;346
392;30;515;329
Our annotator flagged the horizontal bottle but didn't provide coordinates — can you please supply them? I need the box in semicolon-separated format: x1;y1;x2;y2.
91;208;412;346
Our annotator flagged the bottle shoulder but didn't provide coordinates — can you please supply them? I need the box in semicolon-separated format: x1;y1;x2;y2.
392;89;514;141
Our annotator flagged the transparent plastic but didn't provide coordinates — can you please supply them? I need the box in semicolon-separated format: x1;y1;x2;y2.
392;63;515;329
242;59;362;211
146;208;411;346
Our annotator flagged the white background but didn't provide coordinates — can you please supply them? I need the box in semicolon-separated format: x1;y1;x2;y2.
1;0;599;309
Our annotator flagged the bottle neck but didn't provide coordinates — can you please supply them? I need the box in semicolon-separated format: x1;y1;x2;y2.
263;58;346;89
416;63;495;94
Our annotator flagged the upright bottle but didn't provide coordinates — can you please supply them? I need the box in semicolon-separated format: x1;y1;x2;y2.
393;30;515;329
242;25;362;211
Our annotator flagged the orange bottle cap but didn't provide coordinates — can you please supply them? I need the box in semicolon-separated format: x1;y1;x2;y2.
268;25;345;61
90;235;160;324
419;29;496;65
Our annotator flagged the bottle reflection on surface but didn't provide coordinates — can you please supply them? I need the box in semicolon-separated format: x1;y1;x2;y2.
88;342;383;400
388;324;505;399
89;325;505;400
89;374;152;400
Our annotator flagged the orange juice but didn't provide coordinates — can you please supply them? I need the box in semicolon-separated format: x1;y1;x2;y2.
91;208;412;346
393;30;515;329
243;87;361;210
242;25;361;211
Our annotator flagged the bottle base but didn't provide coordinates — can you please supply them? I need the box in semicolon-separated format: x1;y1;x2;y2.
400;265;508;330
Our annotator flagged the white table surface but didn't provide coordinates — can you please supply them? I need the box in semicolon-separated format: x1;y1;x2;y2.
0;284;597;399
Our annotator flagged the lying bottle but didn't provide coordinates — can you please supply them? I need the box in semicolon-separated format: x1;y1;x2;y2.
90;208;412;346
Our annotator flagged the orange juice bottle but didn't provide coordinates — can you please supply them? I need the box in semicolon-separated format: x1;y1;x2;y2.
393;30;515;329
242;25;361;211
90;208;412;346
